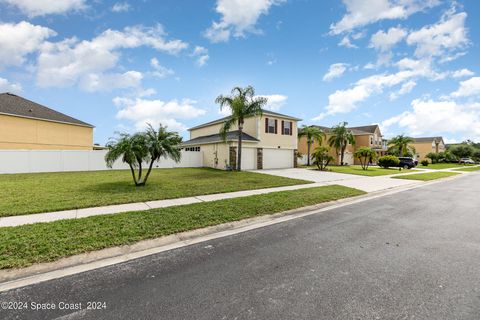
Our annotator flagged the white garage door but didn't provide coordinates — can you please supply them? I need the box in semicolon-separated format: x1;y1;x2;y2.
263;149;294;169
240;147;256;170
343;152;354;165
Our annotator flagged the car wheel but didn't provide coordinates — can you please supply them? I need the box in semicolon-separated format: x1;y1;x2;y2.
403;165;409;169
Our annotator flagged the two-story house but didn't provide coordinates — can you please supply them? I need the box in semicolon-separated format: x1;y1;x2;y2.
298;124;388;165
182;110;301;170
411;137;446;161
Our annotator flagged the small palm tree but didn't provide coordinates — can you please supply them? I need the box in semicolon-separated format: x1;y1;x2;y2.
298;125;326;166
105;132;149;186
105;125;182;186
215;86;267;171
328;122;355;166
388;135;414;157
312;146;334;171
354;147;377;170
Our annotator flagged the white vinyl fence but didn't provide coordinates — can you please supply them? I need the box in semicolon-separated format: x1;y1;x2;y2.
0;150;203;174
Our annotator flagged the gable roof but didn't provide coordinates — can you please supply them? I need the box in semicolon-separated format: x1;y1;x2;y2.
182;130;259;146
0;93;94;128
413;137;444;144
188;109;301;131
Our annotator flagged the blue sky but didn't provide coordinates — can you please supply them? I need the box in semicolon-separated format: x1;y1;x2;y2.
0;0;479;144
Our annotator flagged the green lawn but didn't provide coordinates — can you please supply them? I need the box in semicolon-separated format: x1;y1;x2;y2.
321;165;403;176
418;163;476;170
0;185;365;269
0;168;311;217
392;171;460;181
453;166;480;172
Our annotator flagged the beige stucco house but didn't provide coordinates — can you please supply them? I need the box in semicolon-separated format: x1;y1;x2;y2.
298;124;388;165
182;110;301;170
411;137;446;161
0;93;94;150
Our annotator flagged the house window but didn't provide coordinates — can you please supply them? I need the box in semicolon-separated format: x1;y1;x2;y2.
370;136;373;145
185;147;200;152
266;118;276;134
282;121;292;135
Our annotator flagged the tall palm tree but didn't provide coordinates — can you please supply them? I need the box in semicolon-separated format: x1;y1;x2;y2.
328;122;355;166
105;125;182;186
298;125;326;166
388;134;415;157
215;86;267;171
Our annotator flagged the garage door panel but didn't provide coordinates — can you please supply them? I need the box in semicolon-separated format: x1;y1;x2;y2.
263;149;293;169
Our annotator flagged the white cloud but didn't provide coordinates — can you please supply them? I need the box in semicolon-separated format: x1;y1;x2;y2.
150;58;174;78
369;27;407;51
0;77;22;93
191;46;209;67
114;97;206;131
452;68;474;78
338;36;357;48
323;63;348;81
330;0;438;34
257;94;287;111
0;21;56;69
1;0;86;17
382;98;480;137
36;25;188;90
111;2;130;12
406;10;468;59
80;71;143;92
204;0;285;42
451;77;480;98
389;80;416;100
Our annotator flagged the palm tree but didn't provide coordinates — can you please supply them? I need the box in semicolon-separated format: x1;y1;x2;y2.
215;86;267;171
298;125;326;166
312;146;334;171
388;135;414;157
105;132;149;186
328;122;355;166
141;124;182;186
354;147;377;170
105;125;182;186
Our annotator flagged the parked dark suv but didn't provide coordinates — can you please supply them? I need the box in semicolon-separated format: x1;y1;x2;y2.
398;157;417;169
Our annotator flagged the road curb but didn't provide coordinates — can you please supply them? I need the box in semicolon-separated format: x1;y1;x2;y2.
0;173;469;292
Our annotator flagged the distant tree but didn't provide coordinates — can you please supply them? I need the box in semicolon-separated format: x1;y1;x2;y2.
378;155;400;169
312;146;334;171
354;147;377;170
328;122;355;166
473;150;480;162
450;144;474;159
298;126;326;166
388;135;415;157
426;152;440;164
105;125;182;186
216;86;267;171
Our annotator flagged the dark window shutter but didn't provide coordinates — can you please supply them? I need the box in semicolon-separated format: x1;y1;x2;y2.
281;120;285;135
265;118;269;133
274;119;278;134
289;122;293;135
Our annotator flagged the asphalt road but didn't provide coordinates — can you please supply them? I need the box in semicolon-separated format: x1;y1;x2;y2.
1;173;480;320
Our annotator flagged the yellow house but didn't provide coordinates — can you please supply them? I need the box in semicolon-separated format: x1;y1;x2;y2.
298;124;388;165
411;137;446;161
0;93;94;150
182;110;301;170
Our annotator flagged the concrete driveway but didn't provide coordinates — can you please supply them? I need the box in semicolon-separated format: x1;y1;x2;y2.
255;168;423;192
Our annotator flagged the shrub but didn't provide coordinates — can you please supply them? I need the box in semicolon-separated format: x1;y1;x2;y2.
354;147;377;170
312;146;334;171
378;155;400;169
421;160;429;166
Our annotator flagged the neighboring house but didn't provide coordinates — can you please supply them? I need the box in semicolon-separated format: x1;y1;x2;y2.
0;93;94;150
182;110;301;170
298;124;388;165
411;137;446;161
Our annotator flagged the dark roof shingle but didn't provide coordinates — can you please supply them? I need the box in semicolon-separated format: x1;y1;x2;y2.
0;93;93;127
182;130;259;146
413;137;444;143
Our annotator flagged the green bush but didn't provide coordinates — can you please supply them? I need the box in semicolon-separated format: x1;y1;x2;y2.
421;160;429;166
378;155;400;168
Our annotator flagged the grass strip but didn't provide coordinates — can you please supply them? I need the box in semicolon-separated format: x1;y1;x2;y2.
453;166;480;172
0;185;364;269
392;171;460;181
0;168;310;217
